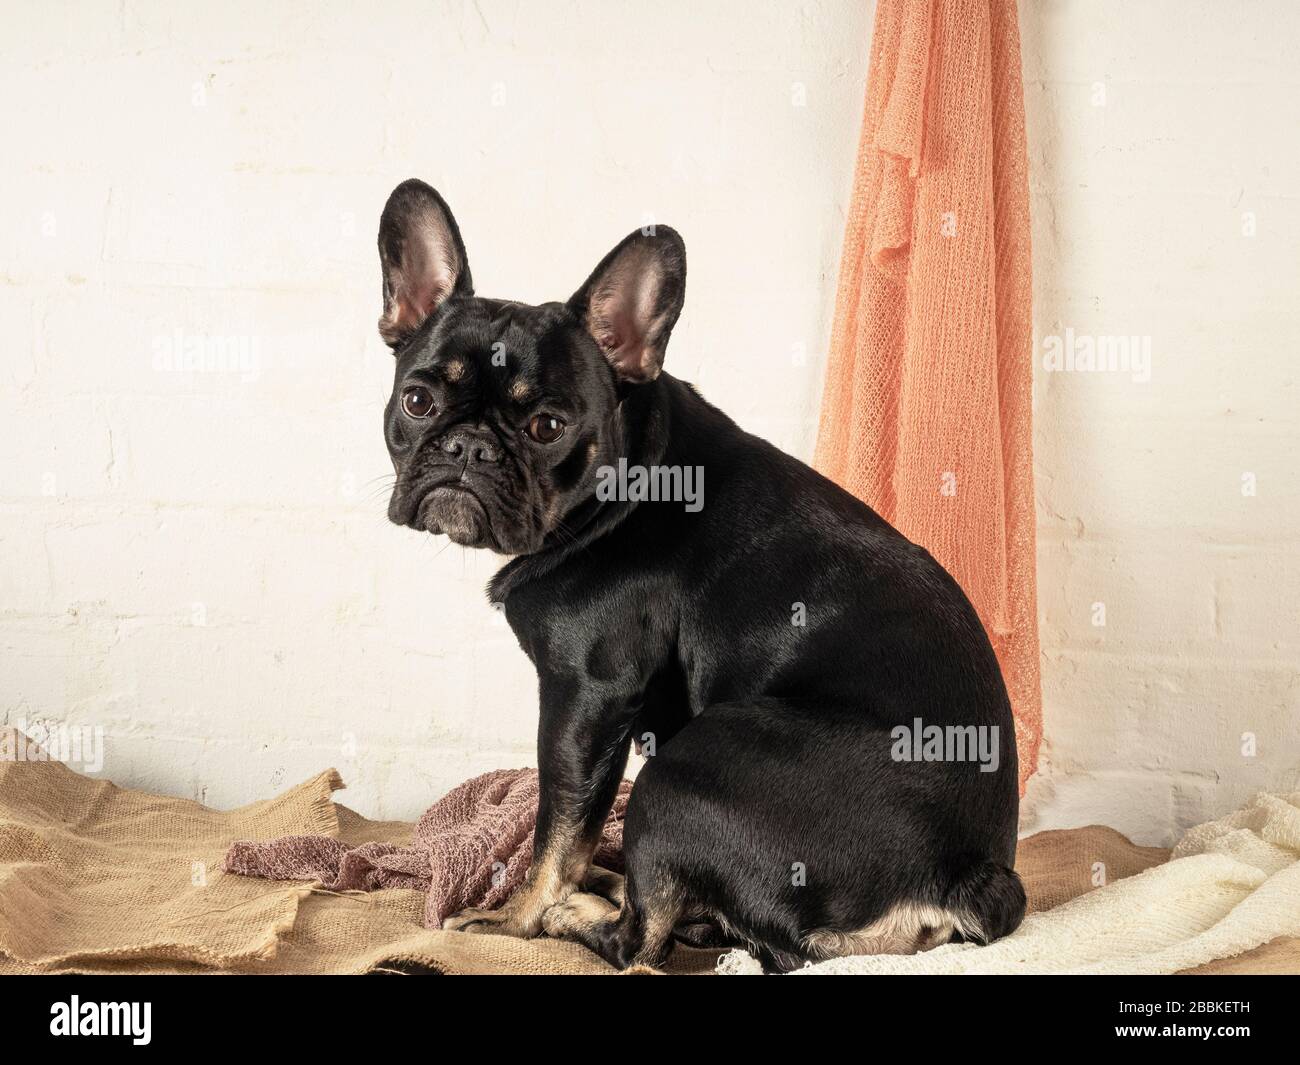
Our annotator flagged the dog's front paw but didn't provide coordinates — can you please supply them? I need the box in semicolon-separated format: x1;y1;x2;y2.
443;904;536;938
540;900;574;938
542;891;617;939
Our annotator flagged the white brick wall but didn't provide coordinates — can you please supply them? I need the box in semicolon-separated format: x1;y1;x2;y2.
1;2;1296;844
1020;0;1300;841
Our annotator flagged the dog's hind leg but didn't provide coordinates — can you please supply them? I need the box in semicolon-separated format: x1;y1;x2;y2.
542;877;684;971
798;862;1026;962
943;859;1026;944
569;867;733;957
801;901;959;961
541;890;620;947
672;916;732;949
581;865;626;907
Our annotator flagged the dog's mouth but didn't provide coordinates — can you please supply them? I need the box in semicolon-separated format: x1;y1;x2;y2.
416;485;494;549
389;467;540;557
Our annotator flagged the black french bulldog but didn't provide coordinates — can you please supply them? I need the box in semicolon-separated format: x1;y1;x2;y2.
379;179;1024;971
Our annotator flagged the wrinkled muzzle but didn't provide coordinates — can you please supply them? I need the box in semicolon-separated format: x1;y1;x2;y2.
418;485;491;546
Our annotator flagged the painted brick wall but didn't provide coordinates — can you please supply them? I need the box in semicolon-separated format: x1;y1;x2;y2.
1019;0;1300;840
1;2;1296;844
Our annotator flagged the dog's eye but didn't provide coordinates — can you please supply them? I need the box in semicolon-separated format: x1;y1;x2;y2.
526;414;566;444
401;386;435;419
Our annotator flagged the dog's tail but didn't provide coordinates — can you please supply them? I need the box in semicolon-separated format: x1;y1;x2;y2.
944;859;1026;945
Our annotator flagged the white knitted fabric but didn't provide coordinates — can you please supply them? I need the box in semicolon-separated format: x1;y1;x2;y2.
717;792;1300;975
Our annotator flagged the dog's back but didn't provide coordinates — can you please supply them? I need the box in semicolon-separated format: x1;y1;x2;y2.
525;374;1024;969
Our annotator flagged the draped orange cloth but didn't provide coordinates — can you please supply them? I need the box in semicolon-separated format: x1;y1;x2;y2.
814;0;1041;792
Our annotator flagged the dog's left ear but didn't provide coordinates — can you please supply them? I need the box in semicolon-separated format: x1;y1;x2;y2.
569;227;686;383
377;179;473;348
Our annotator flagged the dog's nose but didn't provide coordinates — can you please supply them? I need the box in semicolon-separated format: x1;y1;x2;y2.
440;429;501;465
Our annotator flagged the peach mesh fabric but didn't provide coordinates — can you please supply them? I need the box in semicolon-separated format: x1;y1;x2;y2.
814;0;1041;792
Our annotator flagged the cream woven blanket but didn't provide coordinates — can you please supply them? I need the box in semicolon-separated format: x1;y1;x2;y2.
748;792;1300;975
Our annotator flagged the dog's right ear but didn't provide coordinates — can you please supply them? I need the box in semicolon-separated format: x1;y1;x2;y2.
377;179;473;348
568;226;686;384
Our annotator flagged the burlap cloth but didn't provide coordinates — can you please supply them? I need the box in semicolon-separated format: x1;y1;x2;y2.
2;734;1295;974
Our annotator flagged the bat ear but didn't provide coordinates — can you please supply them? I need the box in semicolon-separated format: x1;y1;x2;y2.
377;179;473;348
568;227;686;383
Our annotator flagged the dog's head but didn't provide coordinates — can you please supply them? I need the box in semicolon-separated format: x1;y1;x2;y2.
378;179;686;555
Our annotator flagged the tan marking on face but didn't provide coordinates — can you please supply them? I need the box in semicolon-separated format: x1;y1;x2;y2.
443;358;465;382
509;378;533;402
586;440;598;462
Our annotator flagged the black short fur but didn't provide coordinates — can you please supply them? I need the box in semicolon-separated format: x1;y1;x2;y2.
377;179;1024;968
